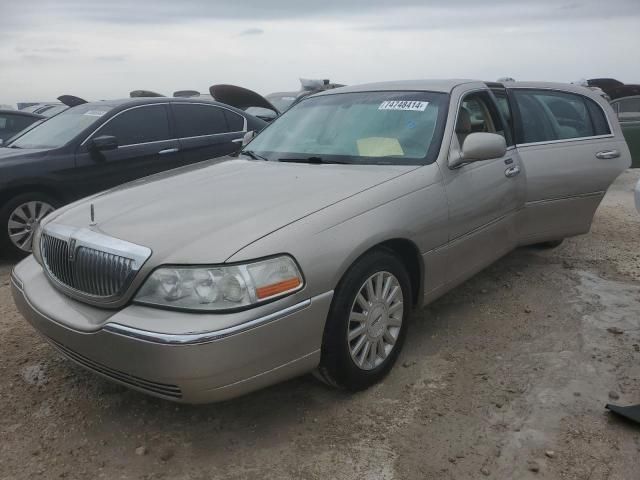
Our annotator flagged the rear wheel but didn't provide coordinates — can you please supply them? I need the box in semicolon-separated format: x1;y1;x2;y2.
1;193;57;257
316;249;411;390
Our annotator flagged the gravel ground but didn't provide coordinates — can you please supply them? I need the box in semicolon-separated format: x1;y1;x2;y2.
0;170;639;480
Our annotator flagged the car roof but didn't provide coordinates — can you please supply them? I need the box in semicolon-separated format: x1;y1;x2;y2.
316;79;479;95
74;96;252;112
314;79;601;98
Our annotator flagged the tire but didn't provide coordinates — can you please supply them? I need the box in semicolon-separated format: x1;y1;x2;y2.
534;239;564;249
316;249;412;391
0;192;58;257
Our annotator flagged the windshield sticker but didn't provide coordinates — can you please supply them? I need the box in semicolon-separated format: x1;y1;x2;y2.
84;110;107;117
379;100;429;112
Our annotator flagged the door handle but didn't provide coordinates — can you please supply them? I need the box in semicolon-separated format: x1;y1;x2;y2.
595;150;620;160
231;138;244;144
504;165;520;178
158;148;179;155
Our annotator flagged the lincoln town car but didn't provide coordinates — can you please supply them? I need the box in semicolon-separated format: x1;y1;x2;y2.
11;80;631;403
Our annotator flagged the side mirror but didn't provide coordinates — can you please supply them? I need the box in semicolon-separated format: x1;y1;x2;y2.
89;135;118;151
450;132;506;168
241;130;255;147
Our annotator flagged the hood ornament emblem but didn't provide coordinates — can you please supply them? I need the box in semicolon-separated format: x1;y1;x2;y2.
90;204;96;227
68;238;77;262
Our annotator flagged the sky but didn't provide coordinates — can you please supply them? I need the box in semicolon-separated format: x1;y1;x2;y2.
1;0;639;106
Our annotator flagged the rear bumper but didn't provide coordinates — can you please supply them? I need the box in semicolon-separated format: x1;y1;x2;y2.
11;258;333;404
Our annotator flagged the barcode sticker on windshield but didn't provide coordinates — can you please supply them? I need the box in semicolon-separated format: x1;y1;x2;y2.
84;110;107;117
378;101;429;112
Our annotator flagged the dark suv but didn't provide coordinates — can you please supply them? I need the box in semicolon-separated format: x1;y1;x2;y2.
0;97;266;255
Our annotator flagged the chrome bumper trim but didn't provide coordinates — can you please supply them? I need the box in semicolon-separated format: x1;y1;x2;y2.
10;269;24;292
103;296;325;345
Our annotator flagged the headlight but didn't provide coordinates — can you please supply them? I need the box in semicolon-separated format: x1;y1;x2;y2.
134;255;304;311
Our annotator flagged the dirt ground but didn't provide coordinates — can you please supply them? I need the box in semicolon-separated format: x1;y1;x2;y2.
1;171;639;480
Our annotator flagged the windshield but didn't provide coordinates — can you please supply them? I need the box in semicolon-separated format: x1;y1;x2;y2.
245;91;448;165
9;104;112;149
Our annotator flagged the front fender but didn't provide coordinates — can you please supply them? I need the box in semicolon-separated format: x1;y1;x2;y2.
227;165;448;302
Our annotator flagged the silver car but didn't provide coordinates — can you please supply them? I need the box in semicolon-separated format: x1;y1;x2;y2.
11;80;631;403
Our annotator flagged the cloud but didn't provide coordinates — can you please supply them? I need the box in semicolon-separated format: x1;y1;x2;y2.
20;54;55;64
239;27;264;35
94;55;128;62
1;0;639;107
4;0;637;27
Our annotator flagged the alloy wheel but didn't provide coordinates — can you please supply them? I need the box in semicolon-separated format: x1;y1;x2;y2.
348;271;404;370
7;201;54;252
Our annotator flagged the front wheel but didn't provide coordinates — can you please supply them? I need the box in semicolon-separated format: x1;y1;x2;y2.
316;249;411;391
1;193;57;257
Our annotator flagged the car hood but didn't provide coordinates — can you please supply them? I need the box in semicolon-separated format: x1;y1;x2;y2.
209;84;280;115
0;147;49;160
49;158;417;264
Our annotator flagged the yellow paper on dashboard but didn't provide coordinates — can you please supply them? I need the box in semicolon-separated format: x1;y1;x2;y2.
357;137;404;157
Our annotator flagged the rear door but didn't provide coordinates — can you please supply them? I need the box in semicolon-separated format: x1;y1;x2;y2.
75;103;182;195
440;86;525;286
509;87;631;244
171;103;246;163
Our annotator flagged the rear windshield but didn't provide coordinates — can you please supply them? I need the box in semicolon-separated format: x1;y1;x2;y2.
245;91;448;165
9;104;113;149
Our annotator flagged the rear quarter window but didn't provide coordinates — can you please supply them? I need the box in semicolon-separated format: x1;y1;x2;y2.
223;110;244;131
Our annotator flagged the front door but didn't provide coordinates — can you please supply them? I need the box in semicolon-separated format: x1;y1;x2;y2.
440;87;525;286
74;104;183;197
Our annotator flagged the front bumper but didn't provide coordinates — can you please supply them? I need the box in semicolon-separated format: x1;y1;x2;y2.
11;257;333;403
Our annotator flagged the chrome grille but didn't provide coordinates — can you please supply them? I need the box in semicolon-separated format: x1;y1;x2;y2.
39;224;151;303
42;233;136;297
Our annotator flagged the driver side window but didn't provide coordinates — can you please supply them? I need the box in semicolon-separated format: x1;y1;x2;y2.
456;92;505;148
95;105;171;147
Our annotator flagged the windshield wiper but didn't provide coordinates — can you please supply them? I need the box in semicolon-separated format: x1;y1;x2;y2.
277;156;346;164
240;150;268;161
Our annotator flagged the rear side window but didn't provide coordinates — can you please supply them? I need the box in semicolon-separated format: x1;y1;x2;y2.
512;90;609;144
223;110;244;131
585;99;611;135
173;104;229;137
97;105;170;146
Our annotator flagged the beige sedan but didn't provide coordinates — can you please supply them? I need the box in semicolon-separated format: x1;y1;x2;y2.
12;79;631;403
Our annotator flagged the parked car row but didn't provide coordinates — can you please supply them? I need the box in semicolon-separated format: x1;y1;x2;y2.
585;78;640;167
0;96;266;255
10;78;631;403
